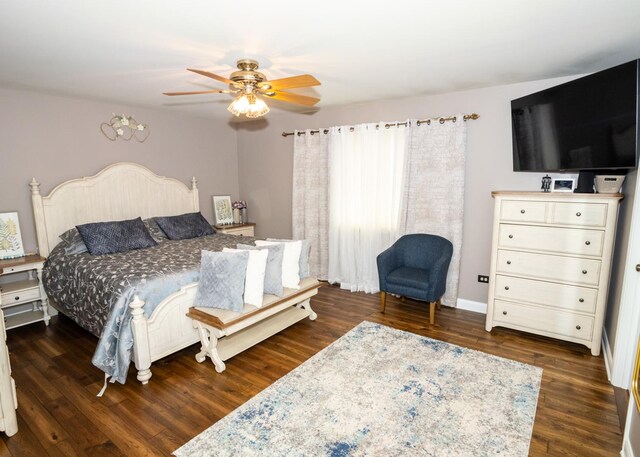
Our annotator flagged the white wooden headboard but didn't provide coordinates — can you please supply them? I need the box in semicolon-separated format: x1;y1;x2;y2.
30;162;199;257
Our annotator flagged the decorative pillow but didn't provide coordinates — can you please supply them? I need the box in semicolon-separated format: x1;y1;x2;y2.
155;212;215;240
194;250;249;313
255;240;301;289
267;238;312;279
237;243;284;297
59;227;88;255
76;217;157;256
223;248;268;307
143;218;168;244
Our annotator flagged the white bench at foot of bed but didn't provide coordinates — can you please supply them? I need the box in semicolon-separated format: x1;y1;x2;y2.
187;278;321;373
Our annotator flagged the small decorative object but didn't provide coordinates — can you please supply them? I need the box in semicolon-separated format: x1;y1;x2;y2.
541;175;552;192
0;212;25;259
100;114;150;142
232;201;247;224
213;196;233;225
595;175;626;194
551;178;576;193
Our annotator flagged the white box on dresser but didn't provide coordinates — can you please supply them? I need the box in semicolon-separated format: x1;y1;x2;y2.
486;191;623;356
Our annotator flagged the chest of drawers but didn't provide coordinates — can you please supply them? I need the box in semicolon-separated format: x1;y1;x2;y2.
485;191;622;355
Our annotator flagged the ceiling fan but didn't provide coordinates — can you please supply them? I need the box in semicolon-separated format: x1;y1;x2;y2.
164;59;321;118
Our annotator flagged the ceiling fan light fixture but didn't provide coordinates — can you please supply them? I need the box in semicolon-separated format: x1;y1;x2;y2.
227;92;270;118
246;96;270;118
227;94;250;116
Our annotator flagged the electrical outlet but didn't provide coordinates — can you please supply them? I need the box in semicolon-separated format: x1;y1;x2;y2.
477;275;489;283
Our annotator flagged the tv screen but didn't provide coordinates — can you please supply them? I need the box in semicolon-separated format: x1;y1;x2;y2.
512;60;638;172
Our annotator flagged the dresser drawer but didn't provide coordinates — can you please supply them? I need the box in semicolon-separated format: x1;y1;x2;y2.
550;202;607;227
498;224;604;257
493;300;594;341
496;250;601;286
494;275;597;313
1;280;40;307
500;200;546;223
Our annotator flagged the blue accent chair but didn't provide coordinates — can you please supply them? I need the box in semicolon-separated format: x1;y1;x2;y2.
376;234;453;324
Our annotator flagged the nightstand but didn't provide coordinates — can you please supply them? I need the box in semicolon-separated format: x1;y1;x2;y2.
0;255;50;330
214;222;256;237
0;306;17;436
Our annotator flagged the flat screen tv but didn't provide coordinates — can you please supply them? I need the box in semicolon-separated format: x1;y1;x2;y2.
512;59;639;172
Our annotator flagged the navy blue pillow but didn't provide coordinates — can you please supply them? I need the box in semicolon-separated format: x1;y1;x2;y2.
76;217;157;256
155;212;215;240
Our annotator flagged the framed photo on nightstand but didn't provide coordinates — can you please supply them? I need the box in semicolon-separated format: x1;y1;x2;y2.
0;212;25;260
212;196;233;225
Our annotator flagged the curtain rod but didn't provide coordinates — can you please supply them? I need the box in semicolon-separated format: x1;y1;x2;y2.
281;113;479;137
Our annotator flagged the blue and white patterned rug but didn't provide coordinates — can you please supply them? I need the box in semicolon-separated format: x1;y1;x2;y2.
174;321;542;456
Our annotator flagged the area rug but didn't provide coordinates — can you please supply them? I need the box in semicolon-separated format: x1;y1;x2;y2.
174;321;542;456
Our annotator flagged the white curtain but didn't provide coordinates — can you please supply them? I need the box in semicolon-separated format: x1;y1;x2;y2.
399;117;467;306
292;116;468;304
327;124;407;293
292;130;329;280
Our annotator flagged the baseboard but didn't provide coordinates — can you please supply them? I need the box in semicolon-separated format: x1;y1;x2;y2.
456;298;487;314
603;328;613;382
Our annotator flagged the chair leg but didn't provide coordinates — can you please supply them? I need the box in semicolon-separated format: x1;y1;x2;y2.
429;301;436;325
436;299;442;310
380;292;387;313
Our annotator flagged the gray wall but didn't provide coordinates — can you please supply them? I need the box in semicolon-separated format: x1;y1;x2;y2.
604;171;637;354
0;88;239;254
236;75;580;304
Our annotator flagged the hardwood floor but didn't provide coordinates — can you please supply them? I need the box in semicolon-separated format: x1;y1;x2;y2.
1;284;622;456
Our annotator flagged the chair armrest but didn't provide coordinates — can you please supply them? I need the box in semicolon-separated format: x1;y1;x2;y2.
376;246;398;291
428;250;453;300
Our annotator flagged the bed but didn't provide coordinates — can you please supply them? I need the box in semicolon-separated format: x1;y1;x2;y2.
31;162;319;385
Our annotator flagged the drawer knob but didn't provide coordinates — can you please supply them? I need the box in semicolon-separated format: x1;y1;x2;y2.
508;234;514;239
14;296;19;301
504;286;510;291
502;311;507;315
506;260;512;265
585;241;590;246
582;269;587;274
576;212;582;217
576;325;581;330
579;298;584;303
520;209;525;214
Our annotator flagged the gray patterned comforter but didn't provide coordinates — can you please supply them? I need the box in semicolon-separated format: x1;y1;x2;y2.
43;233;255;384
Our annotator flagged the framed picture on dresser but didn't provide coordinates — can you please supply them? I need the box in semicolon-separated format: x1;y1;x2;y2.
212;196;233;225
551;178;575;192
0;212;25;260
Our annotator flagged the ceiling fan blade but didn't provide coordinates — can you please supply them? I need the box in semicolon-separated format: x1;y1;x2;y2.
261;74;320;90
265;90;320;106
163;89;229;96
187;68;235;85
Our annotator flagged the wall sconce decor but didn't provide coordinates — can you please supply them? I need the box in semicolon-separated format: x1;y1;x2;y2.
100;114;150;142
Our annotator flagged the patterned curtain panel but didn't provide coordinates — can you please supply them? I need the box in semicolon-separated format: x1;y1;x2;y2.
292;130;330;280
399;117;467;306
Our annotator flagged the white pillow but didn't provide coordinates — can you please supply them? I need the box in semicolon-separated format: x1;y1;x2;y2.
255;240;302;289
223;248;268;307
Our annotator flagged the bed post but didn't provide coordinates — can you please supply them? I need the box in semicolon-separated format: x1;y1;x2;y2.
30;178;50;257
191;177;199;211
130;295;152;384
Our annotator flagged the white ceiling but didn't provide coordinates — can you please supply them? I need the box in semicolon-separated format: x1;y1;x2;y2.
2;0;640;121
